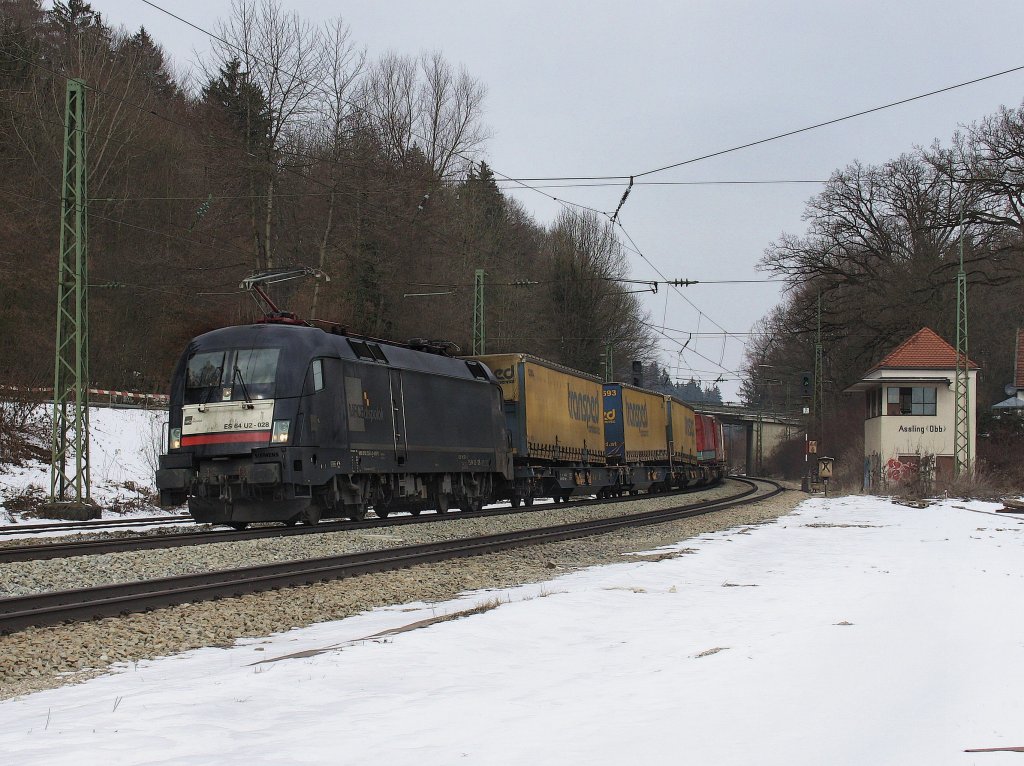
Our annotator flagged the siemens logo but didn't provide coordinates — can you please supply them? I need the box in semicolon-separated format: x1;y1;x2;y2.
626;401;649;428
567;389;600;425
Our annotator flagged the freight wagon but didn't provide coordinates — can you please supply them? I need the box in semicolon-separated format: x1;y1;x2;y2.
694;413;727;484
467;353;622;503
603;385;705;491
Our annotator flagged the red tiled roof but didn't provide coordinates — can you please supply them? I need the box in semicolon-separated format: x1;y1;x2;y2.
1015;328;1024;388
867;327;979;372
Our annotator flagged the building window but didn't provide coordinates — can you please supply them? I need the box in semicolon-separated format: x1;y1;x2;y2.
886;386;936;416
866;387;883;419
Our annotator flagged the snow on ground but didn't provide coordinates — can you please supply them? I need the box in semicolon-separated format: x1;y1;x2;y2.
0;406;173;524
3;495;1024;764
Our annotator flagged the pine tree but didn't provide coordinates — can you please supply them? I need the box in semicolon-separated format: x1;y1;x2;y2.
202;56;272;151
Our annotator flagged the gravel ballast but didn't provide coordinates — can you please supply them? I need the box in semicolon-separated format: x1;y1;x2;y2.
0;483;803;700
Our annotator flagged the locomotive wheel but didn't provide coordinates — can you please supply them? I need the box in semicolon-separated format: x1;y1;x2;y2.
301;507;321;526
346;504;367;522
524;495;534;507
435;494;450;514
409;508;422;516
511;495;522;508
375;507;391;519
229;522;248;531
284;517;299;527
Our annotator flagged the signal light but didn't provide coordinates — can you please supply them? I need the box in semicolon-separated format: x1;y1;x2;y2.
801;371;813;398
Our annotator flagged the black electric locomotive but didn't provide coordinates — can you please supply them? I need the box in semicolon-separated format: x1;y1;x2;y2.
157;322;512;527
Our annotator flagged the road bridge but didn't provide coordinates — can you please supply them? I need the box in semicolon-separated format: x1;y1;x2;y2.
695;404;805;476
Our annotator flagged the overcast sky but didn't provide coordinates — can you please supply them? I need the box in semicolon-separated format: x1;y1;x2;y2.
90;1;1024;400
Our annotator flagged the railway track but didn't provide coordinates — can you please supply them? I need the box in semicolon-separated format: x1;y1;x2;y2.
0;515;192;538
0;478;782;634
0;483;725;563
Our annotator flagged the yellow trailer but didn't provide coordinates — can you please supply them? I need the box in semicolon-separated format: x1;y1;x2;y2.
469;353;605;464
602;383;670;464
666;396;698;465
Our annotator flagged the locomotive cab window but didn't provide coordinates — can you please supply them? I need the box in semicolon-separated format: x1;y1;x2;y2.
186;352;225;390
232;348;280;400
184;348;280;403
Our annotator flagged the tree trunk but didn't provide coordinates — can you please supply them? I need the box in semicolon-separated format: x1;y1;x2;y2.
264;175;275;270
310;188;336;320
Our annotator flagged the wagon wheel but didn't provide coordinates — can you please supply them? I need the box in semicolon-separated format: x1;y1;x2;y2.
434;493;450;514
346;503;367;522
375;507;391;519
228;522;248;531
511;495;522;508
523;494;534;507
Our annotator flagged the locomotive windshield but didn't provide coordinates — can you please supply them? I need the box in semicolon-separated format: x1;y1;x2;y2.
184;348;280;403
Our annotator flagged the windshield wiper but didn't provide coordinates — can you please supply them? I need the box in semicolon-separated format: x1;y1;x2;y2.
233;366;255;409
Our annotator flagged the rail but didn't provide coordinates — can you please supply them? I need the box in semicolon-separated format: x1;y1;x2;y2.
0;478;783;634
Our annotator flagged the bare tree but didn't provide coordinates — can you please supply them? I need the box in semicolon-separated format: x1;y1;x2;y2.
360;51;416;168
543;210;655;374
417;51;489;179
309;16;365;320
360;50;488;179
205;0;324;269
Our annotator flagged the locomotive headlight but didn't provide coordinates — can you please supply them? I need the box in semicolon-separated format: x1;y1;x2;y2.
271;420;290;444
170;428;181;450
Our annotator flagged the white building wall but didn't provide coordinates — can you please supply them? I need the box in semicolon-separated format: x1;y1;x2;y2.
862;369;976;465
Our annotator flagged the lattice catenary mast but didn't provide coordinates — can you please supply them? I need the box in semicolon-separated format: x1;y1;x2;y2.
50;79;91;506
953;207;971;478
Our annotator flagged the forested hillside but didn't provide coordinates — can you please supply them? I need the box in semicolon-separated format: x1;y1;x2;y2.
744;103;1024;466
0;0;654;391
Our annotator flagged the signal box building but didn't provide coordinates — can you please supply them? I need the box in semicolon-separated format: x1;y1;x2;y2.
845;328;978;488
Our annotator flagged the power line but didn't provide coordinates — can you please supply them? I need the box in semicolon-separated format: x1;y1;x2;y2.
615;219;746;348
6;189;250;272
495;179;826;189
137;0;619;223
634;63;1024;178
1;46;468;258
79;179;827;202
